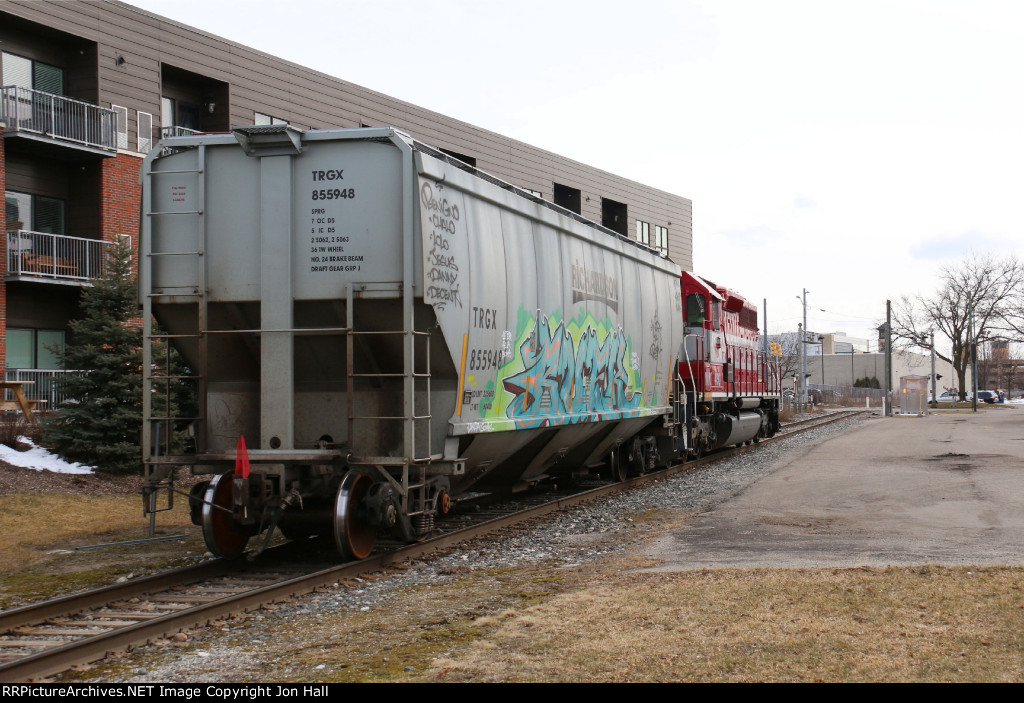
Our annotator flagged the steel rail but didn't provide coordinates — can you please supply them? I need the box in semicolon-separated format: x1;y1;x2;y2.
0;560;242;633
0;409;866;682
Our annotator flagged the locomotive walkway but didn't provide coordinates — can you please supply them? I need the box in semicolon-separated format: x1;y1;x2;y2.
645;408;1024;570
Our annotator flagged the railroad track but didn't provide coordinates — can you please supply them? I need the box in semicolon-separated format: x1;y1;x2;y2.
0;408;867;682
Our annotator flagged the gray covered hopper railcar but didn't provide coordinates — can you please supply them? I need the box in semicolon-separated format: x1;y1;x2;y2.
140;126;682;559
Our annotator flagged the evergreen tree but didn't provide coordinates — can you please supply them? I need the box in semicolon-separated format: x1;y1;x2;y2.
853;376;882;389
43;238;143;473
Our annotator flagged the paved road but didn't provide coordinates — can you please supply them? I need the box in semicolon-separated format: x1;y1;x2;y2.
645;409;1024;570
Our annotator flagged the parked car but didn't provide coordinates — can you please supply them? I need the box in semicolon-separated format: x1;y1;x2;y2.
976;390;998;404
934;390;997;404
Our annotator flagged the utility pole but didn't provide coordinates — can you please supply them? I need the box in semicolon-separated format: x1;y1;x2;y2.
763;298;768;356
885;300;892;417
798;289;808;411
970;301;978;413
930;329;936;408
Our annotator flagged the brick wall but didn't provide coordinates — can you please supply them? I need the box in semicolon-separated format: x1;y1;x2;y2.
101;153;143;279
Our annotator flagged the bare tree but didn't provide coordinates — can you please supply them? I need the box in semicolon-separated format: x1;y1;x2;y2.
1002;278;1024;342
892;254;1023;400
768;332;802;393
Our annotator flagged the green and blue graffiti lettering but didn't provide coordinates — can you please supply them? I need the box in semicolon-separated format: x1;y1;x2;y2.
491;308;643;429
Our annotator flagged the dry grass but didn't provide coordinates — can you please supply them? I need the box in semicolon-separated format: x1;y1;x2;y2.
86;556;1020;683
67;549;1023;683
412;563;1024;683
778;404;826;422
0;491;201;608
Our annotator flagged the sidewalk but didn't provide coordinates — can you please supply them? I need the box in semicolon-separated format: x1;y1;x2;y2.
645;409;1024;570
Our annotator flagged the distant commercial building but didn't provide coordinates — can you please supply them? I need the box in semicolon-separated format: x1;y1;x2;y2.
980;341;1022;396
771;331;965;393
803;348;960;391
0;0;693;403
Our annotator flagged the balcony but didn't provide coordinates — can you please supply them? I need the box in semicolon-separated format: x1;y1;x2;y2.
160;125;203;138
0;86;118;156
6;230;116;285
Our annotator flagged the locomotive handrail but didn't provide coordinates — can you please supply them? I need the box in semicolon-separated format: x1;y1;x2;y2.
680;332;704;454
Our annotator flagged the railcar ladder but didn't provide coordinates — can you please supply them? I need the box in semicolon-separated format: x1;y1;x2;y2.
344;283;435;534
141;146;209;520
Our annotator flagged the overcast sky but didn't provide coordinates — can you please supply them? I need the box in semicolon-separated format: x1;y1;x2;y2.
125;0;1024;348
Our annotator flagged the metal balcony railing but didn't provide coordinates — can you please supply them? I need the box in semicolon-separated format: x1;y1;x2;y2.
4;369;81;410
0;86;118;153
6;230;116;282
160;125;203;138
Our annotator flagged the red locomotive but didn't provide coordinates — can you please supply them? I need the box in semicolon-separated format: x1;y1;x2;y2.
675;272;781;457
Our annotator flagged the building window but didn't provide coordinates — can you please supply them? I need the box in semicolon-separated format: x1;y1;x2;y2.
138;111;153;152
553;183;582;214
161;96;174;128
162;96;203;134
254;111;288;126
654;225;669;256
112;105;128;149
636;220;650;246
161;97;200;136
601;198;628;236
439;148;476;167
5;191;66;234
1;52;65;95
6;328;65;370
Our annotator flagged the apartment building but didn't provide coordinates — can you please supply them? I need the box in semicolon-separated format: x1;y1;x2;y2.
0;0;693;405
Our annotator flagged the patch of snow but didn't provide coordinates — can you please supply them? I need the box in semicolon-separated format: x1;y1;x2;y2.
0;436;94;474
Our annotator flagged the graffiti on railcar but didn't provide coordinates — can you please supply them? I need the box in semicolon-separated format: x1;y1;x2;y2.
649;310;662;362
421;181;464;310
476;306;647;429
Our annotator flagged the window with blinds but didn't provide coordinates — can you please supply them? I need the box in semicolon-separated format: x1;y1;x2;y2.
1;52;64;95
112;105;128;150
4;191;66;234
138;111;153;152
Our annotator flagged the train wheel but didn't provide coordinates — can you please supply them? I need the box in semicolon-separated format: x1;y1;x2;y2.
334;471;377;560
609;448;628;482
188;480;210;526
201;471;251;558
628;438;646;476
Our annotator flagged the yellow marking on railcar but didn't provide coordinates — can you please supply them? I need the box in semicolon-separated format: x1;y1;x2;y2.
667;356;675;404
456;333;469;417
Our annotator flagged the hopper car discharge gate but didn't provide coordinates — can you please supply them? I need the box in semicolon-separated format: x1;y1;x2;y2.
139;126;778;560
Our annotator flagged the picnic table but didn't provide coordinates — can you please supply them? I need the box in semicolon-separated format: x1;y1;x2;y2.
0;381;38;421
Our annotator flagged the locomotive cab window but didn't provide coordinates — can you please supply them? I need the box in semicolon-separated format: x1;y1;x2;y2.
712;300;721;331
685;294;706;326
